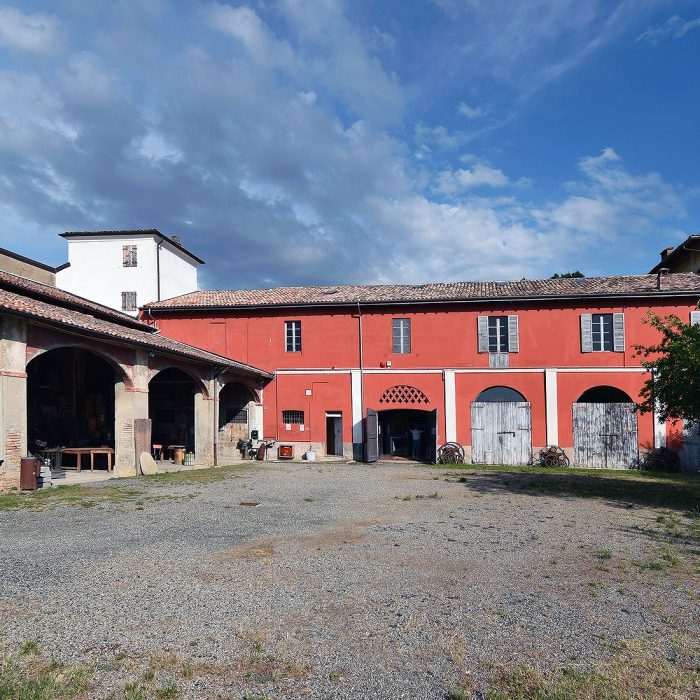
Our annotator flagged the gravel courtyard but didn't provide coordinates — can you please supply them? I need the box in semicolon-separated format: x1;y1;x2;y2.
1;462;699;699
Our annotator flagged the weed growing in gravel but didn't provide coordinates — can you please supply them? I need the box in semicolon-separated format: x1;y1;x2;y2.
19;640;39;655
596;549;613;560
143;667;155;682
156;683;178;698
446;687;470;700
302;496;316;502
124;682;146;700
0;653;91;699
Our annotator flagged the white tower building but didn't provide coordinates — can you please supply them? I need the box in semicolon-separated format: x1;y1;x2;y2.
55;229;203;316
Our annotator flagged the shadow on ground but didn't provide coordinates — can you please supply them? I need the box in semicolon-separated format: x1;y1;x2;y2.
453;469;700;513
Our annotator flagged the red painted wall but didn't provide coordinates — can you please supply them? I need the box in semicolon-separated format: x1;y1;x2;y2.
147;295;699;450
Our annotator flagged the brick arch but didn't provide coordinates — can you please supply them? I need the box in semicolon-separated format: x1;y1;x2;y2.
148;365;210;399
378;385;430;405
27;342;134;389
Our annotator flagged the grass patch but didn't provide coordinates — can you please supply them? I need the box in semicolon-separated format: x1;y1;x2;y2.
144;463;252;485
0;484;144;512
302;496;316;503
484;638;700;700
0;655;91;699
440;465;700;511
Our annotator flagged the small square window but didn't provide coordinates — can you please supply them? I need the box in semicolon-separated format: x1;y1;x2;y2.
122;245;137;267
282;410;304;424
121;291;137;311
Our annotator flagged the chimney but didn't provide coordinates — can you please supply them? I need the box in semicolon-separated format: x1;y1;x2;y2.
660;246;674;260
657;267;670;290
171;235;182;246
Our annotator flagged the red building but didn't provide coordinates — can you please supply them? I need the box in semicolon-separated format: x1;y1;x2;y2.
143;272;700;470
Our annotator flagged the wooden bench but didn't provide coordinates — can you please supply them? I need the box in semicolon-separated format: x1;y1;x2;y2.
61;447;114;473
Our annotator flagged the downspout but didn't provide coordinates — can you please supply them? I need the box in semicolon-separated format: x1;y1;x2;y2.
156;237;163;302
357;301;364;423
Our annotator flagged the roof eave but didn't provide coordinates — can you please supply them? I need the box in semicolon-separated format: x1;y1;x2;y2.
143;288;700;313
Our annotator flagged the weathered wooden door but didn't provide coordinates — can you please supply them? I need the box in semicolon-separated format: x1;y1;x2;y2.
573;403;638;468
365;408;379;463
471;402;532;465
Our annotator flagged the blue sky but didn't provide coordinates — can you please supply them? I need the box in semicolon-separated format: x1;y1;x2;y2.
0;1;698;290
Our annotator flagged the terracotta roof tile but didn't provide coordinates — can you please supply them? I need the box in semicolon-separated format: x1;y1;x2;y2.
144;273;700;310
0;287;271;379
0;269;152;330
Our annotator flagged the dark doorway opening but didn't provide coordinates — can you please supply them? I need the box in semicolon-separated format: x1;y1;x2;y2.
325;412;343;456
27;348;116;469
149;369;197;455
378;409;433;461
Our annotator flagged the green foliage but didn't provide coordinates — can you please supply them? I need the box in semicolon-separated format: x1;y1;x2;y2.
550;271;584;278
635;313;700;425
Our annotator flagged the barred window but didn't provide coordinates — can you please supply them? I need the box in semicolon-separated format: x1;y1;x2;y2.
392;318;411;353
285;320;302;352
225;408;248;424
121;291;137;311
282;410;304;425
122;245;137;267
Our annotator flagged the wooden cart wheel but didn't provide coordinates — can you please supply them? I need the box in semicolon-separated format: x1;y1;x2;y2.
438;442;465;464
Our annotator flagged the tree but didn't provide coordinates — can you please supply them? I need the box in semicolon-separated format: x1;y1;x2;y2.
636;313;700;426
550;271;584;278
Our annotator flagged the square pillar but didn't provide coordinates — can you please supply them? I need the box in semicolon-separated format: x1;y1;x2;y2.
0;317;28;488
114;349;149;476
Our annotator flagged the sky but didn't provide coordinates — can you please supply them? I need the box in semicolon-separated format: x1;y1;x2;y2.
0;1;699;290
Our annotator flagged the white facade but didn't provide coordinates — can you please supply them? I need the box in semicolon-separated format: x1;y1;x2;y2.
56;232;200;316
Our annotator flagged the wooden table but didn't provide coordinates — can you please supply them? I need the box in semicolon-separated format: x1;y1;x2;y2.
61;447;114;473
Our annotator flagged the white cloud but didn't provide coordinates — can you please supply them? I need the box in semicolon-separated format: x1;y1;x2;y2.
204;3;296;68
435;163;510;193
458;101;483;119
636;15;700;45
0;6;62;54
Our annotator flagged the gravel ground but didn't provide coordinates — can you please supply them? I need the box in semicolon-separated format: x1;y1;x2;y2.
1;462;698;699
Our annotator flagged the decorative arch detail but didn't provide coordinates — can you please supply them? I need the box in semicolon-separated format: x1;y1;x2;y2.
379;385;430;405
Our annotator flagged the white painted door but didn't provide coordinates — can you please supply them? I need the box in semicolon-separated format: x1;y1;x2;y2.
471;402;532;465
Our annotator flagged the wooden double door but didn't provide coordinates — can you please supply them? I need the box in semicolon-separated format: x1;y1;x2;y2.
470;401;532;465
573;402;638;468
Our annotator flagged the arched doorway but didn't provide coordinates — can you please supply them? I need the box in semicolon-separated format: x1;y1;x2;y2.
27;348;116;471
471;386;531;465
364;385;438;463
218;383;255;460
573;386;638;468
149;369;198;458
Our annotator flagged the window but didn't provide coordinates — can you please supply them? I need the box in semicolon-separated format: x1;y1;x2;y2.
122;245;137;267
392;318;411;353
121;291;137;311
488;316;508;353
580;313;624;352
225;408;248;424
477;315;519;353
282;410;304;424
591;313;613;351
285;320;302;352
